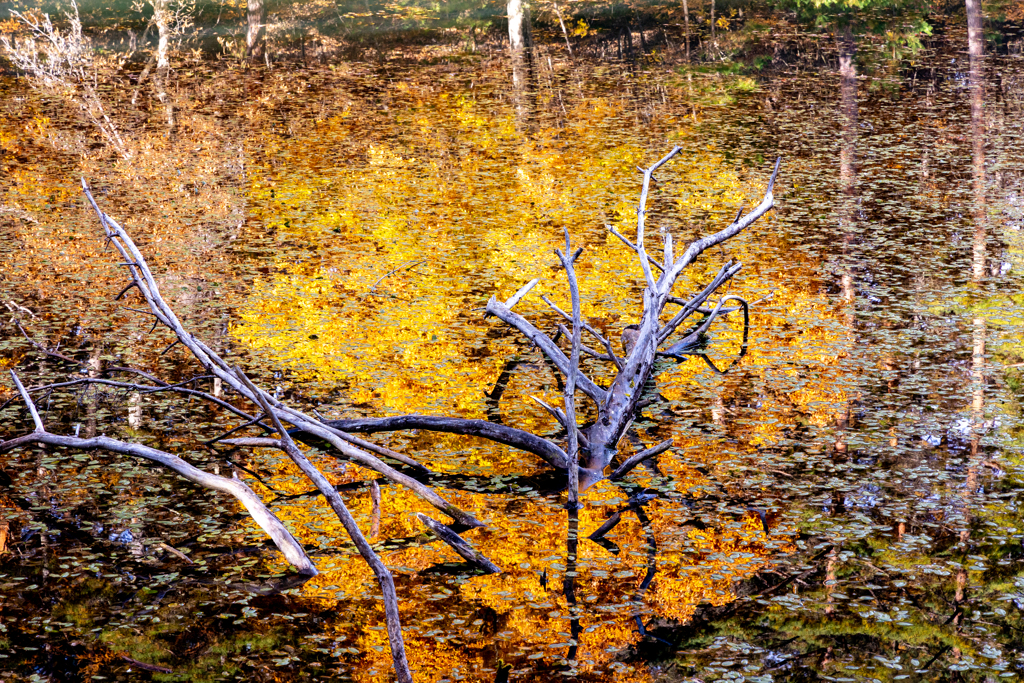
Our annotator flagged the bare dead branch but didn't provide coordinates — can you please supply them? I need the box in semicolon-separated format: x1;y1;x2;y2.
659;262;742;344
10;370;43;431
80;180;480;529
555;228;584;508
363;259;424;299
305;422;430;474
609;439;673;480
635;146;683;293
2;372;317;576
160;339;181;356
660;157;781;293
204;416;272;445
485;296;607;405
115;281;140;300
325;415;570;470
505;278;540;310
555;323;617;365
608;225;664;273
543;295;623;371
416;513;501;574
233;368;412;683
529;395;591;450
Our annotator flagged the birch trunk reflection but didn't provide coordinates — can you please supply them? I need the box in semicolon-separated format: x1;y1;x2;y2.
507;0;534;131
834;25;858;458
152;0;174;135
247;0;266;62
965;0;987;526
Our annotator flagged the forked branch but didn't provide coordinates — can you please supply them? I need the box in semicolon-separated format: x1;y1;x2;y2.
2;370;317;576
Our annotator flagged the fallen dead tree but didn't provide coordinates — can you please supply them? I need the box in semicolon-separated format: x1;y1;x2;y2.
2;181;428;683
1;150;779;682
326;150;781;499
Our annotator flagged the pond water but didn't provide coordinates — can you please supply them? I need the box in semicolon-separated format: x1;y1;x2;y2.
2;5;1024;681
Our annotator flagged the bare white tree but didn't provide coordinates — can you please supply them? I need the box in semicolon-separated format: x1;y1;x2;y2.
130;0;195;132
1;0;130;159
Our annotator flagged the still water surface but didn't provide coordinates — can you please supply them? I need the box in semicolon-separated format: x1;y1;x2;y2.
1;16;1024;682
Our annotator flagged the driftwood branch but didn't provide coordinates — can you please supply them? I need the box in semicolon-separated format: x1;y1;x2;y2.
556;228;584;508
325;415;570;470
233;369;413;683
608;225;665;273
79;178;479;529
543;295;623;371
659;156;781;292
658;261;742;344
3;371;317;576
635;146;683;293
529;395;592;451
609;439;673;480
484;296;607;405
416;513;501;574
505;278;540;310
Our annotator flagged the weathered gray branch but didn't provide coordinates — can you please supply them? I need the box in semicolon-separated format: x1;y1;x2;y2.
233;369;413;683
555;229;584;507
608;225;665;273
635;146;683;293
3;371;317;576
324;415;570;470
505;278;540;310
544;295;623;371
658;157;781;294
608;439;673;480
658;261;742;344
416;513;501;574
80;179;479;529
484;296;607;405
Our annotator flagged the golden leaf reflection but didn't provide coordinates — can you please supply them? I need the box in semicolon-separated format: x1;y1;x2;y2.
225;72;827;678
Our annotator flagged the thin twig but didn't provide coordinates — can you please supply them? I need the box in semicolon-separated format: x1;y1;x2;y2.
543;295;623;371
10;370;43;431
530;395;591;450
608;225;665;272
609;439;673;480
363;260;424;299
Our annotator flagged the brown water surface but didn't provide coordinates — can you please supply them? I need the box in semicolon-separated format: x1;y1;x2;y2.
2;16;1024;682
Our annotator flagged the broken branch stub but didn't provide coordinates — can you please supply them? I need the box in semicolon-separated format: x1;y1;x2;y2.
416;513;501;574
